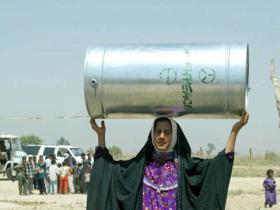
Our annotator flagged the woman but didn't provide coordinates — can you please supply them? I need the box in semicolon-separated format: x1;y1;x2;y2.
87;112;249;210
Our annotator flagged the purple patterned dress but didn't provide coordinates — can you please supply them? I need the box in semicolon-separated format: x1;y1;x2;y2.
142;152;234;210
142;156;178;210
263;177;277;206
94;147;234;210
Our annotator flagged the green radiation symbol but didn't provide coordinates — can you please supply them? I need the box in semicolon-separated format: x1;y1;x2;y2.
160;68;177;85
199;67;216;84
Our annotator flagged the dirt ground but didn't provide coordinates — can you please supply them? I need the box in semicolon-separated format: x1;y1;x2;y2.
227;177;280;210
0;178;86;210
0;177;279;210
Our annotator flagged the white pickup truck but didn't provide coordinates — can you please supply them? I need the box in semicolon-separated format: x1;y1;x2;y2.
0;134;27;180
22;144;84;165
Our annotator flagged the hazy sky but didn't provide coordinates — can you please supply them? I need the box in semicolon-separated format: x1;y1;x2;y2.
0;0;280;155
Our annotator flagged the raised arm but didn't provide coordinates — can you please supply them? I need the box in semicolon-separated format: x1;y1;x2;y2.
225;111;249;153
90;118;106;148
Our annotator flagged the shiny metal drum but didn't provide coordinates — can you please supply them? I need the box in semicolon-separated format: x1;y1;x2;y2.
84;43;249;119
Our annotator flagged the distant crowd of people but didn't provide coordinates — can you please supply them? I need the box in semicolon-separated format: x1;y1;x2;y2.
15;152;92;195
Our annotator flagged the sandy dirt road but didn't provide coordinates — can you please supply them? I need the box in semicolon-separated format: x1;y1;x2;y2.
0;178;86;210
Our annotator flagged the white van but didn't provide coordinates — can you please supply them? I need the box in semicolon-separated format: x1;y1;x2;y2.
22;145;84;165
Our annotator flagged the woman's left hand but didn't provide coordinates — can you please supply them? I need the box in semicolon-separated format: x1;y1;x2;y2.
232;111;249;132
226;111;249;153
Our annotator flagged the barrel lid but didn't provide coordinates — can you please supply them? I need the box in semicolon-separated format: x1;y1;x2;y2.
227;43;249;117
84;47;107;118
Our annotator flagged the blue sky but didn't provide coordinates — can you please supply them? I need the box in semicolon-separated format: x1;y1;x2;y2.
0;0;280;154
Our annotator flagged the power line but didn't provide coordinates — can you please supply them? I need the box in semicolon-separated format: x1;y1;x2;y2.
0;115;88;120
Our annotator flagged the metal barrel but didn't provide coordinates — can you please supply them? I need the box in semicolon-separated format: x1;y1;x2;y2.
84;43;249;119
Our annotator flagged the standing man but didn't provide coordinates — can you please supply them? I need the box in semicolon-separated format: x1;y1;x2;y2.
49;159;59;194
32;155;38;190
45;154;53;193
26;155;34;194
19;156;28;195
74;163;83;193
0;142;8;169
36;155;47;195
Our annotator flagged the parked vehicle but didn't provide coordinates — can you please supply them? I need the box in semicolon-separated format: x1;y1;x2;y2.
22;144;40;156
0;134;27;180
22;144;84;165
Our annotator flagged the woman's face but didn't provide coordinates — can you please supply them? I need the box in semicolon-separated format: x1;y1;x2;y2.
153;120;172;152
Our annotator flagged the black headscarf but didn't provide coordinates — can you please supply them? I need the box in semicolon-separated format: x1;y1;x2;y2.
87;120;233;210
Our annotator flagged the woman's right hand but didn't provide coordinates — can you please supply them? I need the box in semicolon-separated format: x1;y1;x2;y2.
90;118;106;148
90;118;106;137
